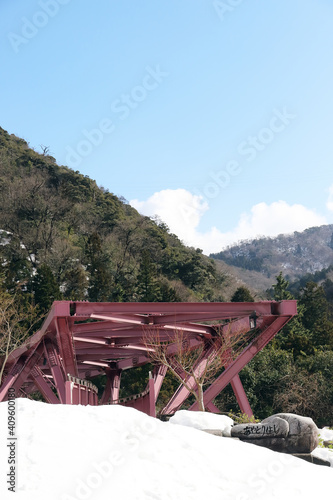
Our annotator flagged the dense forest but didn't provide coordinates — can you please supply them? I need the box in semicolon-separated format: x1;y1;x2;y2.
220;275;333;427
211;225;333;280
0;126;226;309
1;126;333;426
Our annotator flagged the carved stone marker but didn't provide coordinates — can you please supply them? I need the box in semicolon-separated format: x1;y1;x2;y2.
231;413;319;454
231;417;289;439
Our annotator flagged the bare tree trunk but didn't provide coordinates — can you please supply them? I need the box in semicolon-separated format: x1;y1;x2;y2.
0;295;40;386
0;328;12;385
197;383;205;412
144;324;248;414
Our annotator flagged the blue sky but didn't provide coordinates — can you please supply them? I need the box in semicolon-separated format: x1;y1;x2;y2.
1;0;333;254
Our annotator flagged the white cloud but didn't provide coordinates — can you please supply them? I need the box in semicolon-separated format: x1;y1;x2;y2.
130;190;327;255
326;184;333;211
130;189;209;242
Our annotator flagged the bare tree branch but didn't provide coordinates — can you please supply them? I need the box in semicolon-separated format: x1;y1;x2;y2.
143;323;249;411
0;293;41;385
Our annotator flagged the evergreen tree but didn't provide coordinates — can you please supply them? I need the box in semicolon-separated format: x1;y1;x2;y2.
273;304;314;358
85;232;114;302
1;236;32;293
63;265;87;300
231;286;254;302
136;250;162;302
299;281;333;348
272;273;313;358
30;264;62;312
272;272;293;301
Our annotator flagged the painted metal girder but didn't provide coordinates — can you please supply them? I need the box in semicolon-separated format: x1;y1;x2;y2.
55;317;78;378
100;368;122;404
73;301;276;315
189;315;293;411
160;317;251;414
30;366;60;404
44;340;66;404
0;345;43;401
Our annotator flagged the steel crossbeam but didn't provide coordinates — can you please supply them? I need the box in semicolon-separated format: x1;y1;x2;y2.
190;316;293;411
230;374;253;417
55;317;78;378
161;342;219;415
161;317;251;414
151;365;168;402
100;368;122;404
44;340;66;403
0;345;43;401
30;365;60;404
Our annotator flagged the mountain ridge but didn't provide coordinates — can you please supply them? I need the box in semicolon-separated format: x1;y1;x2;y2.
0;126;228;305
211;224;333;285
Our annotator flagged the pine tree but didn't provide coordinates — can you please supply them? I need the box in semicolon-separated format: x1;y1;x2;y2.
299;281;333;348
136;250;162;302
272;273;313;358
63;265;87;300
30;264;62;312
272;272;293;301
231;286;254;302
85;232;114;302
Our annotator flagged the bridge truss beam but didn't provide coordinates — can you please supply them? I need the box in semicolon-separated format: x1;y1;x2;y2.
0;300;297;417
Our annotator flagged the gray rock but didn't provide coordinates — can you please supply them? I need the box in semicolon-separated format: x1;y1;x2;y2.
231;417;289;439
201;429;239;439
231;413;319;454
201;429;223;437
261;413;319;453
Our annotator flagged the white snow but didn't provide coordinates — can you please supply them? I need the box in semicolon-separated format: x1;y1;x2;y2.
318;427;333;442
0;399;332;500
169;409;233;436
312;447;333;467
311;427;333;467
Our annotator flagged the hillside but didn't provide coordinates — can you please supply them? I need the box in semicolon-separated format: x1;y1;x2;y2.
0;126;228;306
2;127;333;426
213;260;274;299
4;126;330;304
211;225;333;284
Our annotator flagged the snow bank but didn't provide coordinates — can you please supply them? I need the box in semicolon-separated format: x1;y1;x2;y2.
311;427;333;467
318;427;333;442
169;409;233;436
0;399;332;500
312;446;333;467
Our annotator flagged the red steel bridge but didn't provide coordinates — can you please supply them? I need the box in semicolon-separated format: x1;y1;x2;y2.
0;300;297;417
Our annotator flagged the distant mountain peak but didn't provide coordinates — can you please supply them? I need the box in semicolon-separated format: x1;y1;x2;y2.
210;224;333;281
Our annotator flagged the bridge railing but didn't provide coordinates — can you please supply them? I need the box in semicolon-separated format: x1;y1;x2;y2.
65;375;98;406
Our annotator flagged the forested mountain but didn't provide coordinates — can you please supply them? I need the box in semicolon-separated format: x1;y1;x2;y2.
211;225;333;282
0;127;227;308
210;232;333;426
1;126;333;426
